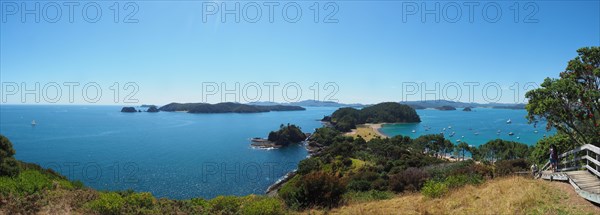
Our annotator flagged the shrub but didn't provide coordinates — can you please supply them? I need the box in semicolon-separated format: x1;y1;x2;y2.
124;192;156;208
389;167;429;192
421;180;448;198
209;195;242;214
14;170;53;195
279;171;346;209
495;159;530;176
347;179;371;192
297;158;321;175
85;192;125;215
0;135;20;177
241;197;285;215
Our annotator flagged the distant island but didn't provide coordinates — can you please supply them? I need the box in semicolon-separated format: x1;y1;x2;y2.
492;104;526;109
323;102;421;132
463;107;473;111
251;124;307;148
399;100;526;109
248;99;365;107
147;106;159;112
435;105;456;111
159;102;305;113
121;107;137;113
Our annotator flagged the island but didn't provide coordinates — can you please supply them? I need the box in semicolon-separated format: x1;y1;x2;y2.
158;102;305;113
147;106;159;112
120;107;137;113
435;105;456;111
251;124;307;148
322;102;421;132
463;107;472;111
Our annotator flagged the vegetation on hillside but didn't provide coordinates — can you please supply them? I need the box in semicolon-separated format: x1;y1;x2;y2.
278;128;533;210
267;124;307;145
326;102;421;132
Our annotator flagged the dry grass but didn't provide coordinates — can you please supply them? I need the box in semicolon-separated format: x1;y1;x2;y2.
300;177;600;215
345;125;383;141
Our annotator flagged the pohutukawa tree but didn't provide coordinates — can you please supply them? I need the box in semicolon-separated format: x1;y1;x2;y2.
0;135;20;177
525;47;600;146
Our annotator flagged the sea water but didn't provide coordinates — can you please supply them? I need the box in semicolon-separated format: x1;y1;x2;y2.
0;105;549;199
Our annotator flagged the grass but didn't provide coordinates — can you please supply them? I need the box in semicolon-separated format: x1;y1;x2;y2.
345;125;381;141
302;176;599;215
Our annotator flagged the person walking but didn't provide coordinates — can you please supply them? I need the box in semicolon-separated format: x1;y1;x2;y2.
550;145;559;172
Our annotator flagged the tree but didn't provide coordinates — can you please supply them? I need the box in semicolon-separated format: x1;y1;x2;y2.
0;135;20;177
457;142;470;161
525;47;600;146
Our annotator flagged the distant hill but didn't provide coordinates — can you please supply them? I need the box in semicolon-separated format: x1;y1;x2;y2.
158;102;305;113
399;100;525;109
248;100;364;107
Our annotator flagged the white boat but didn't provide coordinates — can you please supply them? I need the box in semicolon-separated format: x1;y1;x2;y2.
517;137;520;139
31;120;36;126
457;139;461;142
448;126;452;129
534;130;538;133
411;130;416;133
506;119;512;124
443;128;446;131
508;132;514;136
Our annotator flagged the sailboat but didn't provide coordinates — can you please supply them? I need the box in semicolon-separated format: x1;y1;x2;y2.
506;119;512;124
31;120;36;126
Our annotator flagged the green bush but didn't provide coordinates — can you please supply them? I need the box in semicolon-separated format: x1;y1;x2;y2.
241;197;285;215
0;135;20;177
389;167;429;192
421;180;448;198
495;159;530;176
347;179;371;192
209;195;242;214
14;170;52;195
125;192;156;208
279;171;346;209
85;192;125;215
297;158;321;175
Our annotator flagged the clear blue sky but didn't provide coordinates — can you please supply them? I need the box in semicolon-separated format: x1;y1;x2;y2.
1;1;599;105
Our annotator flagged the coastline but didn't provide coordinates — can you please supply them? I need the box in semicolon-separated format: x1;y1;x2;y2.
365;123;390;138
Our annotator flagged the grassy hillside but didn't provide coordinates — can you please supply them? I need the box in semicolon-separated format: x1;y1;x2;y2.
304;176;600;215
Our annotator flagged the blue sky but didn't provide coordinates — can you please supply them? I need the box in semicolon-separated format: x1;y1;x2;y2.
1;1;599;105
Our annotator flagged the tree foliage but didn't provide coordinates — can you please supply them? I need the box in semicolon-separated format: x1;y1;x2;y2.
473;139;532;162
267;124;307;145
0;135;20;177
525;47;600;146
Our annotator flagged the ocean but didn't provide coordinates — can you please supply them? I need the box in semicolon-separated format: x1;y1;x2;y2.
0;105;550;199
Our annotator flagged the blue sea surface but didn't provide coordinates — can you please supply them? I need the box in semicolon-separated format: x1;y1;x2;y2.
0;105;334;199
380;108;554;147
0;105;550;199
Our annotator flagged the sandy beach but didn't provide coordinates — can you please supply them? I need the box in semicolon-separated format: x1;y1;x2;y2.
345;123;390;141
365;123;389;138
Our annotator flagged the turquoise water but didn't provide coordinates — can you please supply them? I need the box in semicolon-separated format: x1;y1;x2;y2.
0;106;550;199
380;108;554;147
0;105;335;199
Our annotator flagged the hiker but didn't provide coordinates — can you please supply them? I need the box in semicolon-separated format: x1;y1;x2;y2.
530;163;538;177
550;145;559;172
